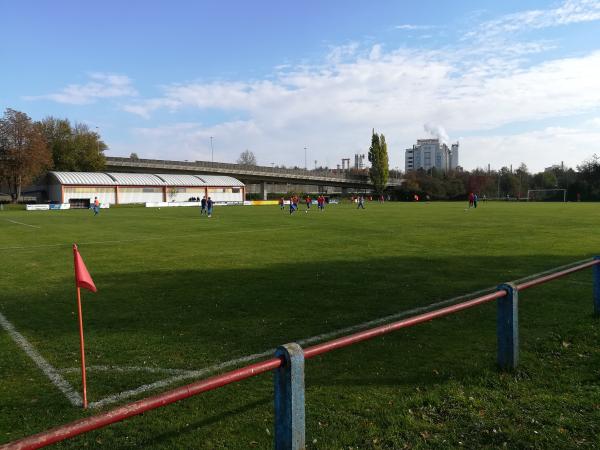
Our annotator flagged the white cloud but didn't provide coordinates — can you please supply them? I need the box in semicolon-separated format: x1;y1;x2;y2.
326;42;360;64
25;73;137;105
584;117;600;128
395;24;434;30
463;126;600;172
115;0;600;172
120;47;600;170
466;0;600;41
108;121;264;163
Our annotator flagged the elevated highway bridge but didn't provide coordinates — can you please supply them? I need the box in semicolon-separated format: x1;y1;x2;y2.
106;157;403;198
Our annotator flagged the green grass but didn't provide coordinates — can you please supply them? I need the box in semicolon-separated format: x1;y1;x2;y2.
1;201;600;449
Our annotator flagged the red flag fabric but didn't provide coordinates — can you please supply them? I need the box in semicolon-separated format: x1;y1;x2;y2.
73;244;97;293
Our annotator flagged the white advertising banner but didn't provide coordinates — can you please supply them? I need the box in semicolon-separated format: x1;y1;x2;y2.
26;204;50;211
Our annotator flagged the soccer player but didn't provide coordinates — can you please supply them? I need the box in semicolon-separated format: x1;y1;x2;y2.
206;197;213;218
305;196;311;210
279;197;285;210
357;195;365;209
200;196;207;215
93;197;100;216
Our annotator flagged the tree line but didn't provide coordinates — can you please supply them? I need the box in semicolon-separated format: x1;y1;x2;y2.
0;108;106;202
398;159;600;201
2;108;597;202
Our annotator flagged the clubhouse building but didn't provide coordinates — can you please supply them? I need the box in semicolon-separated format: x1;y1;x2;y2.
47;171;245;207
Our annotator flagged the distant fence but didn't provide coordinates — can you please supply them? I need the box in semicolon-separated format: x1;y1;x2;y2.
3;258;600;450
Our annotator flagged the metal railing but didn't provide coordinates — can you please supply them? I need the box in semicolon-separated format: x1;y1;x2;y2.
3;257;600;450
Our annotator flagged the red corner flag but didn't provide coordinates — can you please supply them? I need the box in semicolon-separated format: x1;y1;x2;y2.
72;244;96;408
73;244;97;293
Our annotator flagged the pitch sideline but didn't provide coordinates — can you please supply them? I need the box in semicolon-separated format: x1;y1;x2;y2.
3;218;41;229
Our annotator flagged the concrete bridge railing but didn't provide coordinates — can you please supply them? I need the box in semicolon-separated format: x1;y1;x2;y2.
106;157;403;187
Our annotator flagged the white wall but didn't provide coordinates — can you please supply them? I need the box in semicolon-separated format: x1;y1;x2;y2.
119;187;163;204
207;188;243;203
63;187;115;205
60;185;242;204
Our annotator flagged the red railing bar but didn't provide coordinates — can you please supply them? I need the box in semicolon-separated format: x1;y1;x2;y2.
1;358;282;450
516;259;600;291
3;258;598;449
304;290;506;358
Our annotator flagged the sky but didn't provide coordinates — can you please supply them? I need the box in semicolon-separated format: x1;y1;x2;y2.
2;0;600;173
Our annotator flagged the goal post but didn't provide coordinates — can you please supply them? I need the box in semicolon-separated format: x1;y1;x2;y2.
526;189;567;202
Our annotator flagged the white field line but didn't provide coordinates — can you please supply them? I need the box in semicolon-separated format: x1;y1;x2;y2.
0;226;306;252
564;280;592;285
59;365;195;376
0;311;82;407
3;219;41;228
88;257;596;409
88;350;274;409
88;286;498;409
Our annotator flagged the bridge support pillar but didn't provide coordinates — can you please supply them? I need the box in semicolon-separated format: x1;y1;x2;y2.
274;343;305;450
260;182;268;200
497;283;519;371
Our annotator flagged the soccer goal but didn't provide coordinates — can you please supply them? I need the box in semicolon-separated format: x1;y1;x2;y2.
526;189;567;202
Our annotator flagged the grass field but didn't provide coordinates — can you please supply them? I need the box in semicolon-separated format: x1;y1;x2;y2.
1;201;600;449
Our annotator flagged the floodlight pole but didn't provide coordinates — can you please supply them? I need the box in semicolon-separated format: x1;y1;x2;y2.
304;147;307;170
497;171;501;199
210;136;214;163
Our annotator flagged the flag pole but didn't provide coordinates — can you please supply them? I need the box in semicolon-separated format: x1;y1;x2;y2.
73;244;88;409
76;285;88;408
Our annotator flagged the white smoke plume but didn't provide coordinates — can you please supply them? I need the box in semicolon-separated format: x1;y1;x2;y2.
423;123;449;144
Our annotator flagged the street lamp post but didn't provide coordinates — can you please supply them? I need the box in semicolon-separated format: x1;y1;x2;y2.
210;136;214;163
95;127;100;154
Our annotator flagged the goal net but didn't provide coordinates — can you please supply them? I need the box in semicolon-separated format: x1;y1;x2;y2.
526;189;567;202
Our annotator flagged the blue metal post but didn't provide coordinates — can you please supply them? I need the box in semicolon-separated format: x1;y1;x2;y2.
497;283;519;370
594;257;600;316
274;343;305;450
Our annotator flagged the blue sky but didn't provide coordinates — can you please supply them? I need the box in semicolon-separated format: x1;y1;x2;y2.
2;0;600;172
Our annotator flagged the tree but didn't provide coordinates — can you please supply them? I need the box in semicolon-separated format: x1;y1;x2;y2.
0;109;52;202
237;150;257;166
532;171;558;189
515;163;530;198
130;152;139;160
368;130;389;194
577;154;600;183
39;117;106;171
